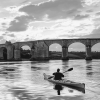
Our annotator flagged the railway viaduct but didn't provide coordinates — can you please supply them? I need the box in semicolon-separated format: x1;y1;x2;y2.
0;38;100;61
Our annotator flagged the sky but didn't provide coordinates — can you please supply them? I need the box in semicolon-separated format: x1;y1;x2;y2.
0;0;100;51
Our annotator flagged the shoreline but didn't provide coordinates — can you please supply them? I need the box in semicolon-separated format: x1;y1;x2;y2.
0;58;100;62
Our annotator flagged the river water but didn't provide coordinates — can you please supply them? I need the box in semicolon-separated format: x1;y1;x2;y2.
0;60;100;100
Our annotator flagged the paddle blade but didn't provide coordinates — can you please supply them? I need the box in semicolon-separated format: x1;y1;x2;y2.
67;68;73;71
63;68;73;73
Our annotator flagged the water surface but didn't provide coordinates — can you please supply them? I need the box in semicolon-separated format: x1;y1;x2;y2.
0;60;100;100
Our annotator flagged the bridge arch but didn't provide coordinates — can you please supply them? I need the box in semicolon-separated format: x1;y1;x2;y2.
49;43;62;59
19;42;33;49
20;45;32;59
49;43;62;51
92;43;100;52
44;40;62;47
68;42;85;59
91;40;100;47
91;43;100;59
68;42;85;51
92;42;100;51
0;47;7;60
68;41;86;47
20;45;31;50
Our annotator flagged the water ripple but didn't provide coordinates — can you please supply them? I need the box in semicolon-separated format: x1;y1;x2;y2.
0;60;100;100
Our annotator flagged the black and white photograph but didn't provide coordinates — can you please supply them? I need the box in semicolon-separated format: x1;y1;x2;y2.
0;0;100;100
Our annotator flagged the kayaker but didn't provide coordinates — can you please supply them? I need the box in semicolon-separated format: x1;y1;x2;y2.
53;68;64;80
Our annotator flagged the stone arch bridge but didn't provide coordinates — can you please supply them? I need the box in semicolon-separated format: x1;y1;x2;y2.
0;38;100;61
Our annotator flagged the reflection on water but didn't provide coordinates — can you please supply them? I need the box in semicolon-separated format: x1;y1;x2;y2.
86;61;93;77
54;84;63;95
0;60;100;100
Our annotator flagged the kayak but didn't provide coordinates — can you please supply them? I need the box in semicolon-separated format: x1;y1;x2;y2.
43;73;85;93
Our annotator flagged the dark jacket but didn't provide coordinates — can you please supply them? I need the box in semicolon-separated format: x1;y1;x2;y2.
53;72;64;80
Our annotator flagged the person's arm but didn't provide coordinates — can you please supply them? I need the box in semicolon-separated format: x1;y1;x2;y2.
61;73;64;77
53;73;55;75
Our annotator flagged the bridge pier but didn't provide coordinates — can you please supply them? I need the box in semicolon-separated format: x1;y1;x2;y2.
7;47;14;60
14;49;21;60
0;48;4;59
85;45;92;60
5;41;14;61
30;41;49;61
62;46;69;60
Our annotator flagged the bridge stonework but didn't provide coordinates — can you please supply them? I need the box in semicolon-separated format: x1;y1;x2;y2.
0;38;100;61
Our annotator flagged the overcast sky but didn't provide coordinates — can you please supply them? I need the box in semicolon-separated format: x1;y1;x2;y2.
0;0;100;51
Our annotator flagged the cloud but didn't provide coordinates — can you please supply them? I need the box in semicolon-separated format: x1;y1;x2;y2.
19;0;83;20
7;34;15;37
9;39;16;43
0;0;26;8
21;0;30;4
0;37;7;44
7;15;33;32
1;5;33;32
6;0;83;33
83;27;100;38
1;23;6;25
49;18;95;36
0;40;6;44
0;17;15;32
0;36;4;39
96;12;100;16
5;5;28;16
83;0;100;6
24;37;29;41
74;14;89;20
86;9;93;13
0;0;100;44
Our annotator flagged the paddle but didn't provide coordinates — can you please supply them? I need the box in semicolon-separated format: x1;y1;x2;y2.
49;68;73;79
62;68;73;73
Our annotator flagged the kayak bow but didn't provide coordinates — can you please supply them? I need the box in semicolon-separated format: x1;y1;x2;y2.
43;73;85;93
